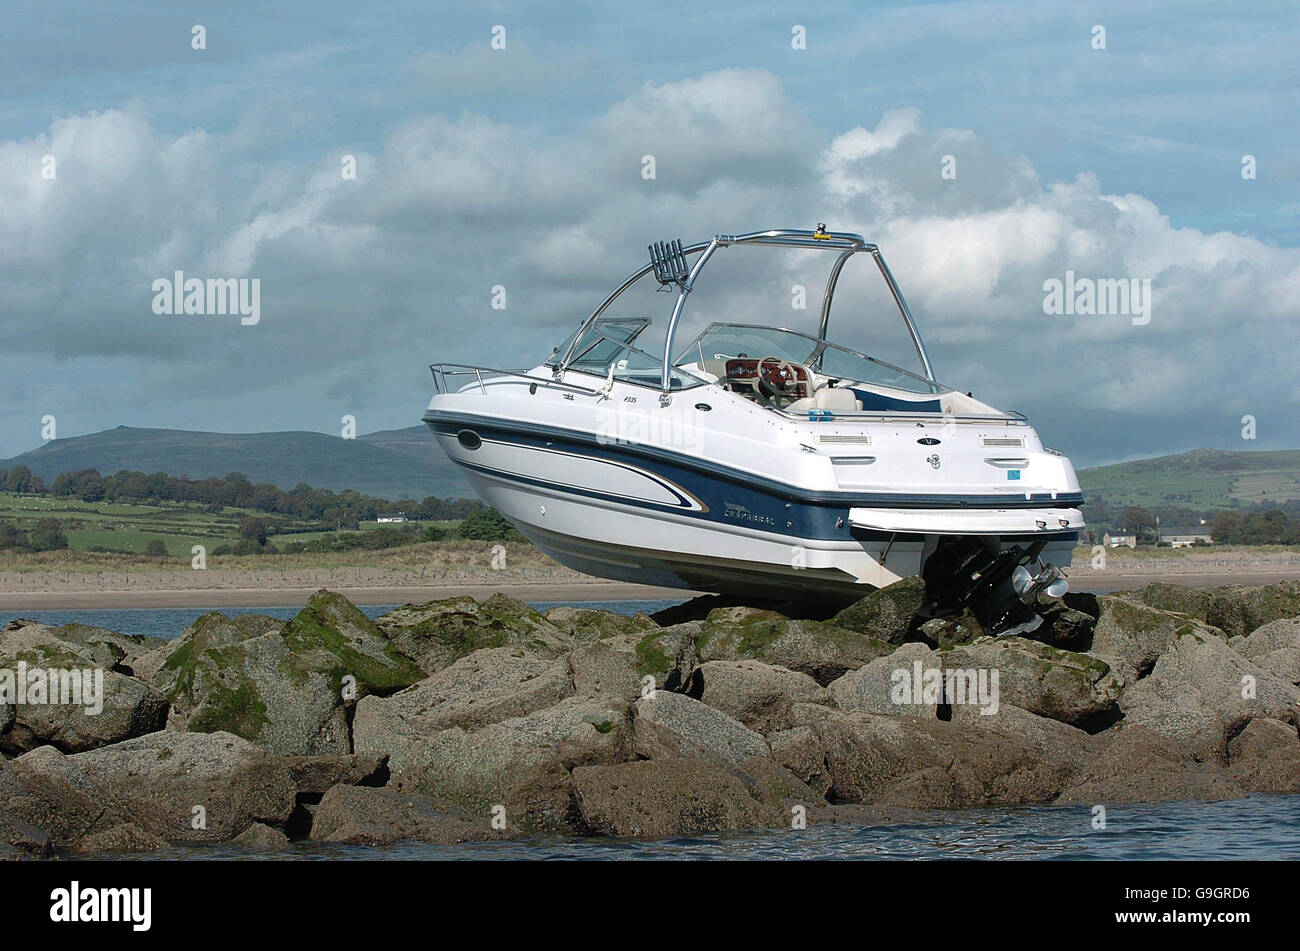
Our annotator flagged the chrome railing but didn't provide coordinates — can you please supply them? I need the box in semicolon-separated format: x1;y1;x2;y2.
428;363;603;397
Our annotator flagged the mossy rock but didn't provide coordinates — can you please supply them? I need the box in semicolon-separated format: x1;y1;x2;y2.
917;610;985;650
1121;581;1300;640
544;606;659;646
940;636;1121;730
831;577;928;644
694;612;894;686
632;623;702;692
280;590;424;692
375;593;572;673
148;592;422;755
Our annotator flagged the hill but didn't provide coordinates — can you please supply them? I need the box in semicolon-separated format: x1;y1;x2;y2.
3;431;1294;512
0;425;472;501
1078;448;1300;510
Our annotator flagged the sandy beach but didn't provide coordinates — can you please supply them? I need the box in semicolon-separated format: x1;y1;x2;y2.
0;546;1294;609
0;581;692;609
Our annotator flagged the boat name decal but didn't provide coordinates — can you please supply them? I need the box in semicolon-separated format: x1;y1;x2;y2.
723;502;776;526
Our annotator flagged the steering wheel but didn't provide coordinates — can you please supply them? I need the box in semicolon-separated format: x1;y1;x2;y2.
757;355;799;399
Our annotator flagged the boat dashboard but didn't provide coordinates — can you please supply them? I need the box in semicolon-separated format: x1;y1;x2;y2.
723;357;812;402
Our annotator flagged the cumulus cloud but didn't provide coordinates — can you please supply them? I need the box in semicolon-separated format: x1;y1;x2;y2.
0;69;1295;463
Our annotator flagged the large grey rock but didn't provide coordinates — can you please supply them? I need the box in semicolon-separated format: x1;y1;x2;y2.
828;642;940;718
544;606;658;646
915;611;985;650
374;594;573;673
5;731;295;846
568;641;644;701
352;647;574;774
146;592;424;755
1226;717;1300;793
807;704;1093;807
1057;725;1243;804
687;659;833;733
1120;581;1300;640
1118;628;1300;761
940;637;1122;729
279;753;389;796
0;750;124;847
571;757;781;837
232;822;290;851
1033;600;1097;651
377;647;572;732
633;691;769;766
0;809;52;860
2;618;165;672
0;620;168;754
629;622;703;693
1089;594;1225;683
830;577;927;644
386;696;632;833
1234;618;1300;684
767;726;832;797
310;784;500;845
131;612;282;683
75;823;170;855
693;609;894;686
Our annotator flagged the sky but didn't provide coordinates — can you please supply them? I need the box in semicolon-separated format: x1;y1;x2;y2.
0;0;1297;468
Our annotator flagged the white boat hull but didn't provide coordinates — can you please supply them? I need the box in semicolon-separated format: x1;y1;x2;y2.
429;408;1082;603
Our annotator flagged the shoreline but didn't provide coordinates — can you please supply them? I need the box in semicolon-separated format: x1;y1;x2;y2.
0;568;1295;611
0;581;696;610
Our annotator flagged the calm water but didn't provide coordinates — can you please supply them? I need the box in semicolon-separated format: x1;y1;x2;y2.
69;795;1300;861
0;600;683;641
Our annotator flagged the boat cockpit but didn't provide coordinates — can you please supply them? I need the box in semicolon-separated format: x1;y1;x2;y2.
534;228;1016;420
545;316;1002;419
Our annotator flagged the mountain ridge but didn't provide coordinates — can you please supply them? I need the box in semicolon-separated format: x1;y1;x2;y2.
0;425;470;501
2;430;1296;509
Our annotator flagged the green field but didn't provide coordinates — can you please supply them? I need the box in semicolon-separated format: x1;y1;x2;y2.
0;492;461;556
0;493;244;552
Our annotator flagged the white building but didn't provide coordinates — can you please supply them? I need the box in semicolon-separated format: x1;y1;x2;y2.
1159;525;1213;547
376;513;408;523
1103;529;1137;549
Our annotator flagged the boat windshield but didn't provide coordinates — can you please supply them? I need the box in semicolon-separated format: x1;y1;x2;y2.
547;318;706;390
677;323;939;394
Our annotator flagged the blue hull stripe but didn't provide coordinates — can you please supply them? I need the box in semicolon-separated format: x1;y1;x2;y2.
424;410;1085;509
425;412;1082;545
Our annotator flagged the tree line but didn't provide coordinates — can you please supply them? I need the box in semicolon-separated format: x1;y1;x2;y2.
0;466;517;554
1084;499;1300;545
0;465;482;525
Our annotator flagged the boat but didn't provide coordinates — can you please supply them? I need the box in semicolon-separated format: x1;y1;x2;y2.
423;226;1085;633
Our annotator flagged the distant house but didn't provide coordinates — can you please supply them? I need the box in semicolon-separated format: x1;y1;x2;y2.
376;513;408;523
1160;525;1213;548
1103;529;1137;549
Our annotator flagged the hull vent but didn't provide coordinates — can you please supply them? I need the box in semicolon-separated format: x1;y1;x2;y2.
980;436;1025;448
817;434;872;445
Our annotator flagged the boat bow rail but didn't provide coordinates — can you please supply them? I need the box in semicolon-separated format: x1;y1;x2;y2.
429;363;603;398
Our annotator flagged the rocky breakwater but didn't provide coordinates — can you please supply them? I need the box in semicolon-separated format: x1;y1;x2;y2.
2;580;1299;858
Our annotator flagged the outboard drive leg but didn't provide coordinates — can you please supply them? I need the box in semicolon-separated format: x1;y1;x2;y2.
924;538;1071;636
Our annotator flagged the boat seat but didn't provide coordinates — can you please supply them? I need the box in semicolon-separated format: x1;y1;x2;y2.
786;386;862;414
700;358;730;382
847;388;943;413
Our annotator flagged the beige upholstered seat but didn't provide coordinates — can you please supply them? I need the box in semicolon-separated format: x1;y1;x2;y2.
786;386;862;413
